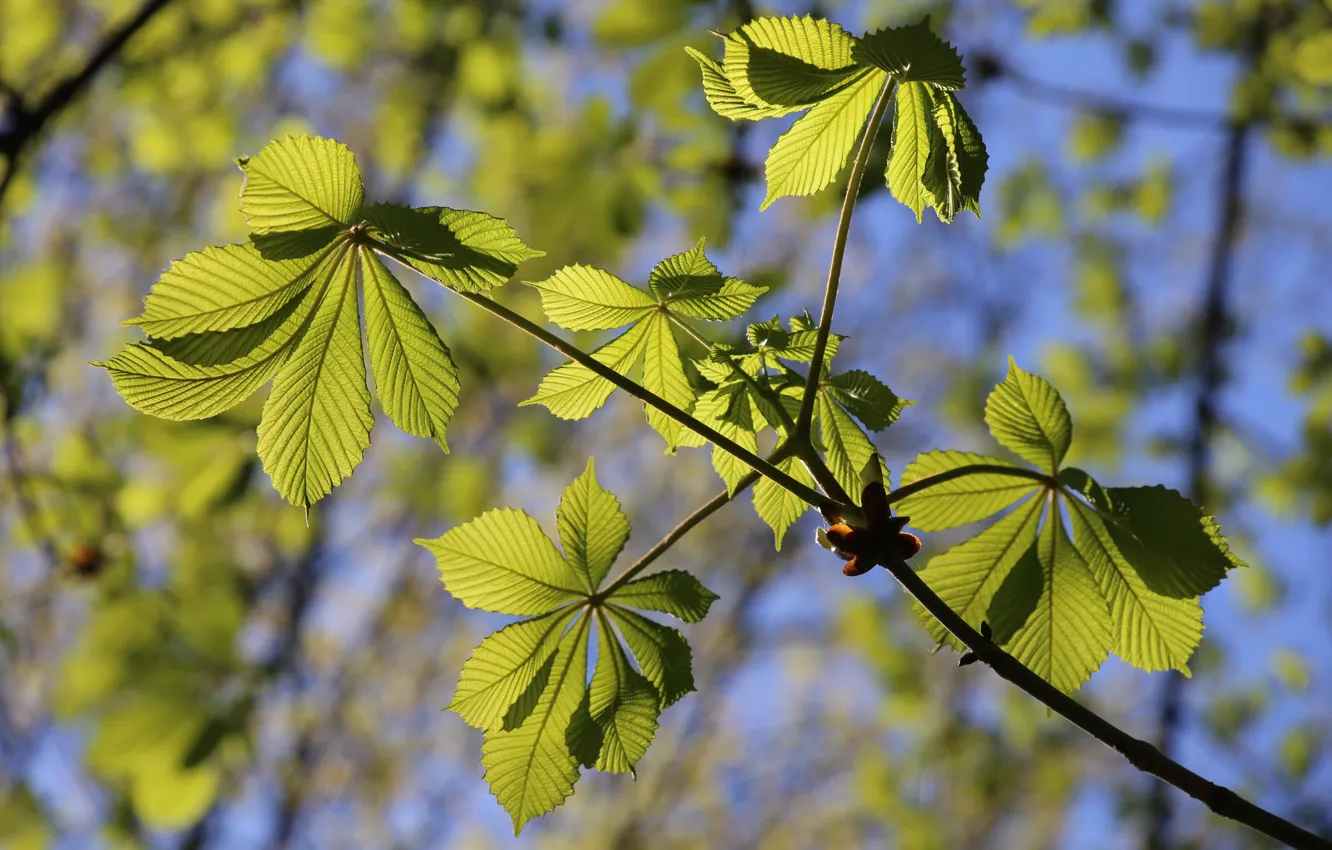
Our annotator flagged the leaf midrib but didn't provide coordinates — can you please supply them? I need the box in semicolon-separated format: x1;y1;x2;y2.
512;615;589;817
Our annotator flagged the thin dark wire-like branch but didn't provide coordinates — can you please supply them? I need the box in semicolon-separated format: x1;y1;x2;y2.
795;76;897;441
998;64;1230;129
0;0;176;209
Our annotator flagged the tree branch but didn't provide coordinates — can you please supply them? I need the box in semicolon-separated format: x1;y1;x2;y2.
663;311;852;504
446;287;842;514
872;557;1331;850
0;0;177;209
795;76;897;441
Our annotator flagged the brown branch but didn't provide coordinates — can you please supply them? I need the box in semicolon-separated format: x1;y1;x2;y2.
864;545;1330;850
0;0;176;209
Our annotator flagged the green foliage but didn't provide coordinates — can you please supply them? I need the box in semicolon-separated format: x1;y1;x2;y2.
900;361;1244;690
689;15;986;220
416;459;717;833
99;135;543;506
523;240;764;450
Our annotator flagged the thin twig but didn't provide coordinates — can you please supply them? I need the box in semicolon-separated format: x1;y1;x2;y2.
796;76;896;440
999;64;1230;129
446;287;838;512
598;461;770;599
664;311;851;503
0;0;177;209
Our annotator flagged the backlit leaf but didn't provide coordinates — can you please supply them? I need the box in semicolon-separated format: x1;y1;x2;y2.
610;570;719;623
607;605;695;707
481;617;590;834
556;458;631;592
853;19;966;89
897;450;1041;531
885;81;936;222
256;246;373;506
237;135;364;234
985;358;1072;472
992;506;1112;693
753;455;815;549
362;249;460;452
449;609;576;731
521;320;653;420
915;495;1043;649
417;508;585;615
761;68;885;210
526;265;657;331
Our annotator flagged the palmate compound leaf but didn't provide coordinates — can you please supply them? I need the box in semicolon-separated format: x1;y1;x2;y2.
523;247;765;450
902;365;1239;686
420;465;716;831
101;135;544;507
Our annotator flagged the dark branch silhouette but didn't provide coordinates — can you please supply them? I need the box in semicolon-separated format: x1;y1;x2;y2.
0;0;176;209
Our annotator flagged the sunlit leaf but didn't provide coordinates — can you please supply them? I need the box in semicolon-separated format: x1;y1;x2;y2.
362;249;460;452
125;241;333;339
885;81;936;222
761;68;884;210
915;495;1043;648
237;135;364;234
365;203;543;293
256;246;373;506
897;450;1041;531
753;455;815;549
853;18;967;89
1067;500;1203;673
521;320;654;419
481;617;590;834
985;358;1072;472
610;570;719;623
607;605;694;707
557;458;631;592
991;507;1112;693
641;313;695;450
526;265;657;331
449;609;576;732
417;508;585;615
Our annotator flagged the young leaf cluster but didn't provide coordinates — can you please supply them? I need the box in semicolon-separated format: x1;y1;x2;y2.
897;360;1245;692
97;135;542;506
687;15;988;221
693;315;910;548
416;460;717;833
521;239;764;450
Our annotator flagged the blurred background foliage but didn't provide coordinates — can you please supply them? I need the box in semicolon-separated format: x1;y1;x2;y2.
0;0;1330;847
